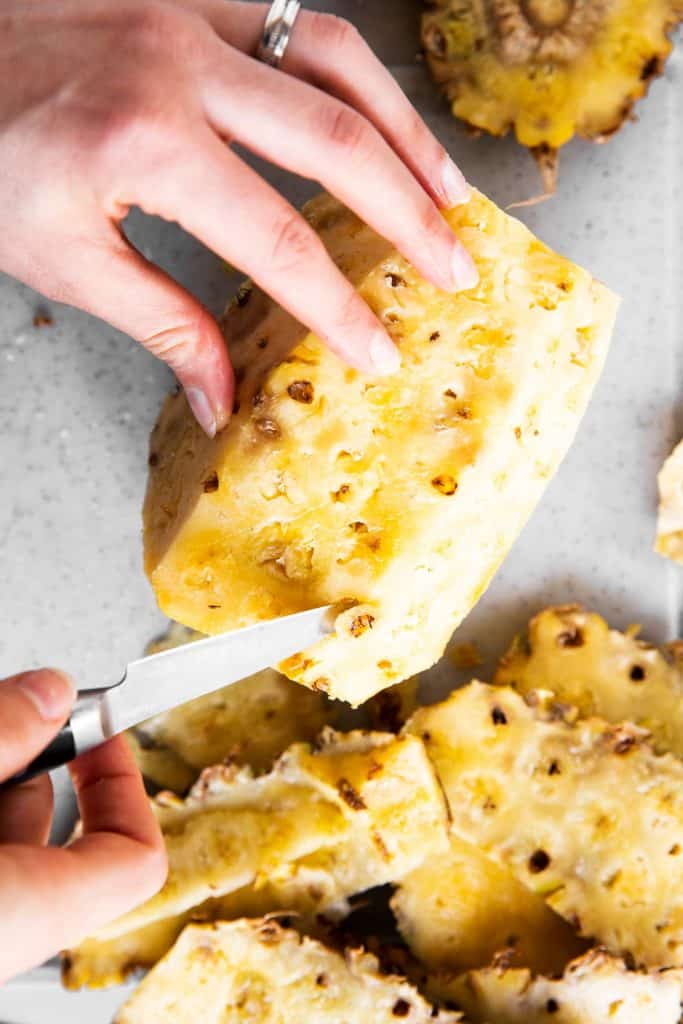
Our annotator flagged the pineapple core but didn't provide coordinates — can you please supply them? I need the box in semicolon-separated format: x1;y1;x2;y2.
143;190;617;705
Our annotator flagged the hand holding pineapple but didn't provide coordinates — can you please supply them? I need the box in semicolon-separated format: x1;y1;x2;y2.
0;0;477;437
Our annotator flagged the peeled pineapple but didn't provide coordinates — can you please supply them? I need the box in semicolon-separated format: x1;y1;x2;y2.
391;834;586;976
656;438;683;563
422;0;682;189
114;920;462;1024
405;681;683;967
144;190;617;705
435;950;683;1023
495;604;683;755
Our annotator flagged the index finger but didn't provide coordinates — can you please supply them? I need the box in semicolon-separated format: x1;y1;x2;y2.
0;737;166;983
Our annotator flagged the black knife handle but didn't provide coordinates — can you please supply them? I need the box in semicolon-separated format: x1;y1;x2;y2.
0;689;109;792
0;722;77;792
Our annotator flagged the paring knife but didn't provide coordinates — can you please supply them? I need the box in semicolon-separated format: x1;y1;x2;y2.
2;605;334;791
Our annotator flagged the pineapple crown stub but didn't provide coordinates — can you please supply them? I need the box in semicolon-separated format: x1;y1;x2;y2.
425;0;609;66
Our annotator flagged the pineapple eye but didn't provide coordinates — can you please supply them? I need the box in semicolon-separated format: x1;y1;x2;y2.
287;380;314;404
202;471;219;494
431;474;458;496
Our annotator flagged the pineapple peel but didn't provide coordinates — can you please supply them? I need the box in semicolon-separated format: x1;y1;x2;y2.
144;191;617;705
422;0;682;184
405;681;683;967
114;920;462;1024
495;604;683;756
434;949;683;1023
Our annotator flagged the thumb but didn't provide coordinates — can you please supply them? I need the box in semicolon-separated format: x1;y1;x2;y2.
0;670;76;781
51;226;235;438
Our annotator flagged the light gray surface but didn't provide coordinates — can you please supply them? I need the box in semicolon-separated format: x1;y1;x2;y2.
0;3;681;1019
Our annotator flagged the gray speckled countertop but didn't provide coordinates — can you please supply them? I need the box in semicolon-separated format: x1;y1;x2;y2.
0;3;680;1021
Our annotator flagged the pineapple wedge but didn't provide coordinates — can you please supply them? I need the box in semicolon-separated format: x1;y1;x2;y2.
391;834;586;976
656;438;683;563
143;190;617;705
63;729;448;985
405;681;683;966
434;949;683;1023
114;920;462;1024
495;604;683;756
422;0;682;189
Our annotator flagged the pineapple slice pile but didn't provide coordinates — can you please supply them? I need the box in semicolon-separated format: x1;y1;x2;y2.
64;729;448;988
144;190;617;706
421;0;682;189
69;606;683;1023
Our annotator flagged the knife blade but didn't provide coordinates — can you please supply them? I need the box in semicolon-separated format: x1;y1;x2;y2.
1;605;334;790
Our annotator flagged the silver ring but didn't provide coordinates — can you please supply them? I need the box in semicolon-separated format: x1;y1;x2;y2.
256;0;301;68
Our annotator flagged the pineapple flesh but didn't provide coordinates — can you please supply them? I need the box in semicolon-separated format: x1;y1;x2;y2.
391;833;586;976
495;604;683;756
422;0;682;187
63;729;448;986
114;920;462;1024
144;190;617;705
405;681;683;967
434;949;683;1023
656;438;683;563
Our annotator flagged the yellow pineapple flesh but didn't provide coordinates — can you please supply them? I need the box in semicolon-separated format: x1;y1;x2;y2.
391;833;586;976
422;0;682;187
144;190;617;705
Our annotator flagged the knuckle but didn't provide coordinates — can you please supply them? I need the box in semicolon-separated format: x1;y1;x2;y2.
269;211;323;275
418;198;449;241
142;313;211;370
319;103;370;157
306;12;360;52
120;1;186;50
120;1;208;65
331;286;367;333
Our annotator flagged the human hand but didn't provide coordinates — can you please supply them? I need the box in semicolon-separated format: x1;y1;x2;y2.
0;669;166;984
0;0;477;437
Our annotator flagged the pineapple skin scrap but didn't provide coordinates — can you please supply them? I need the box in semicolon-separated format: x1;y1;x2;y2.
131;666;330;791
114;920;463;1024
63;730;448;986
422;0;682;151
405;681;683;967
495;604;683;757
433;949;683;1024
656;438;683;563
391;834;586;977
130;622;330;792
143;190;618;705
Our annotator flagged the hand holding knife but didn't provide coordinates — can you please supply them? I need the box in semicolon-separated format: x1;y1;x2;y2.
2;606;333;791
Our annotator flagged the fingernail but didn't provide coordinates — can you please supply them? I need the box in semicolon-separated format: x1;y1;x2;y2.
442;158;470;207
369;331;402;375
18;669;76;721
451;244;479;291
185;387;217;438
